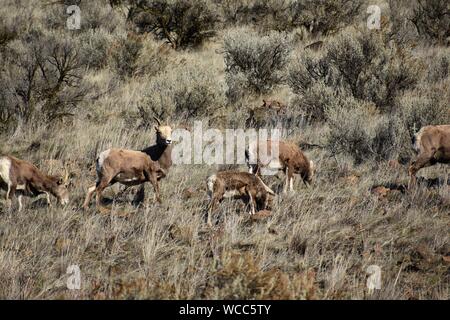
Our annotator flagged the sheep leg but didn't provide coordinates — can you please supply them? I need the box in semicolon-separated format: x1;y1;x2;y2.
45;192;52;207
149;173;161;203
18;195;23;212
7;185;16;211
207;194;221;227
5;184;11;208
288;164;295;193
408;152;436;189
95;176;114;208
248;191;256;215
283;167;289;193
83;185;96;209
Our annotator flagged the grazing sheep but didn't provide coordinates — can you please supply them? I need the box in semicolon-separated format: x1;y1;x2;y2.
206;171;275;226
0;155;69;211
246;139;315;193
83;149;166;209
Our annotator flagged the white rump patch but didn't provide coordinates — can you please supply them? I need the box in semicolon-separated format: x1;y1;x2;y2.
0;157;12;186
206;174;217;198
97;149;111;172
224;189;240;198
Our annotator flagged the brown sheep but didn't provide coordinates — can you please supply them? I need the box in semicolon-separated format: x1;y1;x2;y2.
246;139;315;193
0;155;69;211
206;171;275;226
409;125;450;188
82;149;165;209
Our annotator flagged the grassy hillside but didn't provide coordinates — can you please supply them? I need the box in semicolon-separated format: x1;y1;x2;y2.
0;0;448;299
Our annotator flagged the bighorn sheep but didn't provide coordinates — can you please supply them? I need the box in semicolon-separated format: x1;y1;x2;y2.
140;117;173;177
409;125;450;188
82;149;166;209
261;99;287;114
245;99;287;128
83;117;172;209
206;171;275;226
134;117;173;203
0;155;69;211
245;139;315;193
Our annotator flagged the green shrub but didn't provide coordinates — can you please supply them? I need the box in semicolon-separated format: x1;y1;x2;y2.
425;50;450;83
325;99;404;164
216;0;362;35
139;63;225;123
77;30;112;70
288;29;421;120
399;81;450;137
411;0;450;44
224;28;291;100
109;33;143;77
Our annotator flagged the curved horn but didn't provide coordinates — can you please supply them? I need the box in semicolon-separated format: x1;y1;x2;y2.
153;116;162;126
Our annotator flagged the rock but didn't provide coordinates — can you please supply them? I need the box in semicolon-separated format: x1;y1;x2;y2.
182;187;195;200
54;237;71;251
371;186;391;199
388;159;401;169
345;174;360;185
250;210;272;221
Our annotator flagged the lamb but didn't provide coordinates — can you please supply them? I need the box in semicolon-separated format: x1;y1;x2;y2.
206;171;275;226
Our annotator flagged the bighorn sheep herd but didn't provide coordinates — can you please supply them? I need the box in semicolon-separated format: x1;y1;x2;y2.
0;112;449;225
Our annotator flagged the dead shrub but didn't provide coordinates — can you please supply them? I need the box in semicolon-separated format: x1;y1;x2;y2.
206;251;318;299
0;31;87;134
128;0;218;49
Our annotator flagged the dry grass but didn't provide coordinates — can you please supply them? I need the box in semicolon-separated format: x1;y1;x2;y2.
0;0;449;300
1;122;449;299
